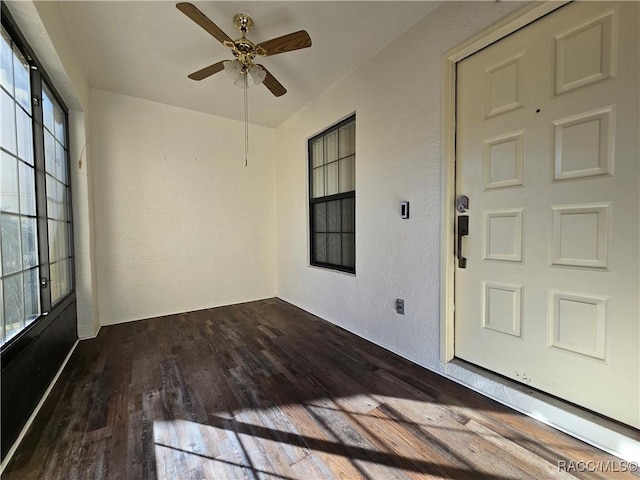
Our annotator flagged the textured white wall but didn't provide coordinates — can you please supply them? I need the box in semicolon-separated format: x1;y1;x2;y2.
275;0;638;460
68;109;99;338
90;89;277;325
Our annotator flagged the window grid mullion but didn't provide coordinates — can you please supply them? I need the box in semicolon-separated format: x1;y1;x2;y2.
30;67;52;314
339;199;344;266
337;127;341;196
318;154;352;169
325;201;329;265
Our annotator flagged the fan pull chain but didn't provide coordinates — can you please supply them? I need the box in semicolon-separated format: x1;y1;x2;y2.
244;73;249;167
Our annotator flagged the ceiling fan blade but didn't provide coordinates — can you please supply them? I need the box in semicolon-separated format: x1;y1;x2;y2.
176;3;232;45
188;61;226;81
257;65;287;97
256;30;312;56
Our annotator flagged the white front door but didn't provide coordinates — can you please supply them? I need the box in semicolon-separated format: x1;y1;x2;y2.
455;1;639;428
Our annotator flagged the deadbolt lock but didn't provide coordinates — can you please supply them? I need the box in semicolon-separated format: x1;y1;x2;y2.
456;195;469;213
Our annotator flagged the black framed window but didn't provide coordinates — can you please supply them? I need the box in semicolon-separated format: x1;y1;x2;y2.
309;116;355;273
1;5;77;460
0;20;74;346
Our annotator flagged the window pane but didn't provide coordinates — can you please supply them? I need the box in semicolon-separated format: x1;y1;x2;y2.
1;90;16;154
1;214;21;275
23;267;40;323
50;261;59;303
327;233;341;265
313;202;326;233
61;223;70;260
0;279;3;338
56;142;67;183
312;167;324;198
60;184;68;221
42;87;54;133
325;162;339;196
44;130;55;175
338;155;355;193
51;259;70;305
311;138;324;167
314;233;327;263
324;130;338;163
60;259;71;299
46;175;56;219
21;217;37;268
19;162;36;216
48;219;69;263
46;176;67;220
342;197;355;233
327;200;340;232
339;122;355;158
54;105;65;145
16;106;33;165
1;152;19;213
49;220;69;261
13;45;30;114
4;273;24;341
342;233;355;268
48;180;68;221
1;29;13;93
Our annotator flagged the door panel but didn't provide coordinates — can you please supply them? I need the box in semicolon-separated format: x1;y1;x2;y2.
455;1;639;427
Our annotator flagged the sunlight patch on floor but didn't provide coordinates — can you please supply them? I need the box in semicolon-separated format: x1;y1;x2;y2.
153;417;328;480
151;393;519;480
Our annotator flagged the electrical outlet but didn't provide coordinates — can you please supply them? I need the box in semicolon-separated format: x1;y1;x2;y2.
395;299;405;315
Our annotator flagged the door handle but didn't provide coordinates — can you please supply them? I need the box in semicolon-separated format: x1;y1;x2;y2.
457;215;469;268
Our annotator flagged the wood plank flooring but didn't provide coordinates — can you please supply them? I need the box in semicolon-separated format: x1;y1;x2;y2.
3;298;637;479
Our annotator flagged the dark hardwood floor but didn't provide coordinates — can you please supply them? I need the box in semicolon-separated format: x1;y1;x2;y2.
3;298;637;479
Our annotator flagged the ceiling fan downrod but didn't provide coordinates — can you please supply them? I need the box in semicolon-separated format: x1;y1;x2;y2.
233;13;253;35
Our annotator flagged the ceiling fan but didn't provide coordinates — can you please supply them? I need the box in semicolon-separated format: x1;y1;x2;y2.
176;2;312;97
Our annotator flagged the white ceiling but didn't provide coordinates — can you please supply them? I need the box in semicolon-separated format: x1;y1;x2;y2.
56;1;442;127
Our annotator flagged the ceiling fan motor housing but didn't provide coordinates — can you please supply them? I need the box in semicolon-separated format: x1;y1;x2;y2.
232;38;257;67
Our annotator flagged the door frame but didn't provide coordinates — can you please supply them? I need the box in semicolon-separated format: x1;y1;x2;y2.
439;0;570;363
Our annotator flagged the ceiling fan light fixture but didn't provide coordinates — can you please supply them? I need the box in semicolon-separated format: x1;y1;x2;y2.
233;73;247;88
223;59;243;80
249;65;266;85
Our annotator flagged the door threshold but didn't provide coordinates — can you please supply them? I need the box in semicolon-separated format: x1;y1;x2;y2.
440;358;639;462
